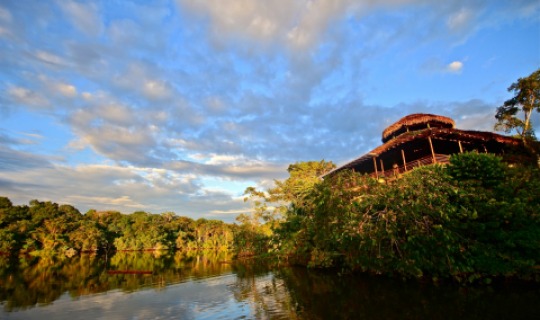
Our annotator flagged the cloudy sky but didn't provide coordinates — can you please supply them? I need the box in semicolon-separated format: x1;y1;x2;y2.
1;0;539;221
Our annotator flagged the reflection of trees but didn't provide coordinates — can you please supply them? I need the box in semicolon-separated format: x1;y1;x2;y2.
2;253;538;318
229;260;300;319
0;254;106;311
275;267;540;320
0;251;234;311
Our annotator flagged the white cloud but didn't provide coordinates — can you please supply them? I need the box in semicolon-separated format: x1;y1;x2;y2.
66;138;86;151
447;7;474;33
80;126;153;156
450;99;498;132
56;83;77;97
177;0;366;50
7;86;50;109
457;112;495;132
205;154;244;165
0;144;52;171
0;26;12;38
0;6;15;39
206;208;250;217
177;0;489;51
112;63;173;101
95;102;136;126
0;156;250;219
108;19;140;45
143;80;172;100
58;0;103;36
38;76;78;98
447;60;464;73
66;195;145;209
34;50;68;66
0;6;12;23
517;1;540;17
68;101;157;164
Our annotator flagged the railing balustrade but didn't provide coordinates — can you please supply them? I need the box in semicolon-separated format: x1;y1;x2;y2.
373;154;450;179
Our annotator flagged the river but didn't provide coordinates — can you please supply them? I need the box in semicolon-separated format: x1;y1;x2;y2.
0;251;538;319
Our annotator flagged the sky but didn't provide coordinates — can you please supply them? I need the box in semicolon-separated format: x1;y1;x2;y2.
0;0;539;222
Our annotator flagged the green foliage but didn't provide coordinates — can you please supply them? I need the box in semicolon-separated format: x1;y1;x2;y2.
277;160;336;206
232;213;273;257
271;154;540;283
0;229;17;252
447;152;506;188
236;160;336;258
495;68;540;140
68;220;106;252
0;196;12;209
0;198;235;254
243;160;335;223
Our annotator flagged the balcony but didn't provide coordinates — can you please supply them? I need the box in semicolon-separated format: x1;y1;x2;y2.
373;154;450;179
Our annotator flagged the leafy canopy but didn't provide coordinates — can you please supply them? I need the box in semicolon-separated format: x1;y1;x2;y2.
495;68;540;140
243;160;335;223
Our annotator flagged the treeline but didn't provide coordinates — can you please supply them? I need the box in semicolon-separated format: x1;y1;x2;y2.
243;153;540;283
0;198;236;254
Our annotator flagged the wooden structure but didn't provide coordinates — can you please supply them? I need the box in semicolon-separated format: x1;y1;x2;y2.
323;113;526;179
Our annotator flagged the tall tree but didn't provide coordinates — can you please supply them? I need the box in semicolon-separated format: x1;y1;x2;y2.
495;68;540;140
243;160;335;222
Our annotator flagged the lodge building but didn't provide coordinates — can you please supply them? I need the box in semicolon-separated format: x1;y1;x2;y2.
323;113;528;179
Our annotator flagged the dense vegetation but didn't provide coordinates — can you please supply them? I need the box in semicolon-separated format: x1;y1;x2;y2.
0;198;234;254
2;153;539;283
244;153;540;283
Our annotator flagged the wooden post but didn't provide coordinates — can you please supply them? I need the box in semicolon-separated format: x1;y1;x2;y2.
401;149;407;171
483;145;488;153
428;136;437;163
372;156;378;179
458;140;463;153
380;159;385;176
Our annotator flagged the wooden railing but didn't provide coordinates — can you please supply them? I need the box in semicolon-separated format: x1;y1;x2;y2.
373;154;450;179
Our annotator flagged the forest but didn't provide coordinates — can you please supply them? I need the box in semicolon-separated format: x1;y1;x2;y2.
0;197;236;254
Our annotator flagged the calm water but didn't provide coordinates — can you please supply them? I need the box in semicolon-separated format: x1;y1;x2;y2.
0;251;539;319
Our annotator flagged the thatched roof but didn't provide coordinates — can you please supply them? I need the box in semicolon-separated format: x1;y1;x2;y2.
322;126;522;178
382;113;455;143
376;127;519;155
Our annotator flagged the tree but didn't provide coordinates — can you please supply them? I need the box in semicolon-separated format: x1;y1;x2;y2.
243;160;336;222
495;68;540;140
0;197;12;209
238;161;335;257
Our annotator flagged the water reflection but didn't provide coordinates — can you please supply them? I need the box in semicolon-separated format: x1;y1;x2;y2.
0;253;539;319
0;251;233;312
275;267;540;320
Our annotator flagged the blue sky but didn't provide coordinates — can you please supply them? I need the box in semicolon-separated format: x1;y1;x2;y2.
1;0;539;221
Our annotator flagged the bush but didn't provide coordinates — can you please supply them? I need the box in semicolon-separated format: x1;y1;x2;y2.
447;152;506;188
